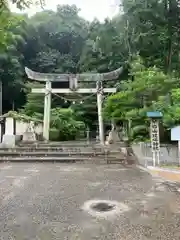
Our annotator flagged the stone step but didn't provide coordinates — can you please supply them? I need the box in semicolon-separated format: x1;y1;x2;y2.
0;151;107;157
0;155;127;163
0;156;91;162
17;142;127;150
0;147;105;152
0;154;116;162
18;141;98;148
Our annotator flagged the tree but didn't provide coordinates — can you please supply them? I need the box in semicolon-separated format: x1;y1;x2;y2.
0;0;45;10
0;0;45;50
50;108;85;141
21;5;91;129
0;12;27;112
103;58;179;141
24;5;88;73
2;1;180;141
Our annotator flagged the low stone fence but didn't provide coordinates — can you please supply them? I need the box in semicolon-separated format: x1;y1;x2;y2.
132;142;180;166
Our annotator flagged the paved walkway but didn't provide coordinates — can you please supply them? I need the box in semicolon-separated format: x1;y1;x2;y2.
148;166;180;182
0;163;179;239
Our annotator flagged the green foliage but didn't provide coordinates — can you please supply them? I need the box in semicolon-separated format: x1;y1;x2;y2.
2;1;180;141
50;108;85;141
49;128;59;141
0;0;45;10
0;12;27;112
103;58;180;141
151;88;180;128
3;110;42;124
22;82;44;116
131;125;149;142
24;5;88;73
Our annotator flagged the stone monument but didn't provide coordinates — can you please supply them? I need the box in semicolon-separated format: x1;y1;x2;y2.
22;121;37;142
105;122;122;145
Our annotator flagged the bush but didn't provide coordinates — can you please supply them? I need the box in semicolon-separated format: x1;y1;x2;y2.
50;108;85;140
131;125;149;141
49;128;59;141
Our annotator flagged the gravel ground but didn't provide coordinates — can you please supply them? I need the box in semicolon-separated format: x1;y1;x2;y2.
0;162;179;239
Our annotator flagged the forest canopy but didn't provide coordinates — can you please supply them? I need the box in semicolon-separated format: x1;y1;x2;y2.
1;0;180;141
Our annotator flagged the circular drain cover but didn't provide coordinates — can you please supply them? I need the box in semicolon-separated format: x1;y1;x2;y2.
82;200;129;218
91;202;115;212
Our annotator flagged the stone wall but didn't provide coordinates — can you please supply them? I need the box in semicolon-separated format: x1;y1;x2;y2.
15;120;43;136
0;117;43;145
132;142;179;166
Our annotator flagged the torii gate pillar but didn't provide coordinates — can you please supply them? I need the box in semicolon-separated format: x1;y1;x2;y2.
97;91;104;144
43;81;51;141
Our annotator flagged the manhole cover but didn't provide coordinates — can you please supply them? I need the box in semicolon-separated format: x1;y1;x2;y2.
91;202;115;212
82;200;130;219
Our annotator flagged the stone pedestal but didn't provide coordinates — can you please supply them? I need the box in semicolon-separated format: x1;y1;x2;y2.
105;129;120;145
22;121;37;142
22;131;36;142
2;117;15;148
2;135;16;148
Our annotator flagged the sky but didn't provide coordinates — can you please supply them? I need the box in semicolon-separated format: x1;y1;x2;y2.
11;0;120;22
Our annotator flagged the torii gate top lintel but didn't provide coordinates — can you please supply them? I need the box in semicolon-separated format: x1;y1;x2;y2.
25;66;123;82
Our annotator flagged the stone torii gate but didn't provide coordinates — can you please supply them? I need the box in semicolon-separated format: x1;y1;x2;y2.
25;67;123;144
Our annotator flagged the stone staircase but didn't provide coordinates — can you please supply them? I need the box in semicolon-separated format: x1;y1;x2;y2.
0;141;134;164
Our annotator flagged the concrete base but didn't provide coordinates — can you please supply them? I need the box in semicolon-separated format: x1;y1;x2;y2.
105;129;121;145
22;131;36;142
2;134;16;148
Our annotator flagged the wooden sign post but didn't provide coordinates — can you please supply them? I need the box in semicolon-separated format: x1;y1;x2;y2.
147;112;162;166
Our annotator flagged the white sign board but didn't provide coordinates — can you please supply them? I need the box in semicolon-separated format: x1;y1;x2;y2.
150;119;160;152
171;126;180;165
171;126;180;141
